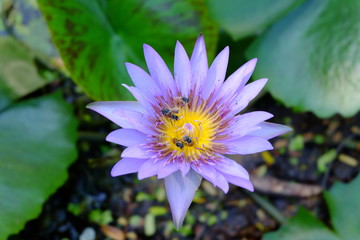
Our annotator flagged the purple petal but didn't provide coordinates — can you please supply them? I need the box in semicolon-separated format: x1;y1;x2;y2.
122;84;155;114
215;156;249;180
138;158;163;180
223;111;273;138
164;169;202;229
223;174;254;192
192;164;229;193
106;129;147;147
200;47;229;99
190;34;208;94
249;122;292;140
157;161;181;179
111;158;148;177
143;44;177;95
87;101;142;112
86;101;152;133
224;136;273;154
174;41;192;97
180;163;191;176
125;62;160;97
221;58;257;99
230;78;268;115
121;145;152;159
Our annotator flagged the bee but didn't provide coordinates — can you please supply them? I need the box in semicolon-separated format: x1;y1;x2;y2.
161;108;171;115
181;97;190;103
173;138;184;149
161;107;179;115
161;107;180;120
174;96;190;106
169;114;179;120
182;135;195;146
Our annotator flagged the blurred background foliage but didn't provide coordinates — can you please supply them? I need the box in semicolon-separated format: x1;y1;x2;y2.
1;0;360;239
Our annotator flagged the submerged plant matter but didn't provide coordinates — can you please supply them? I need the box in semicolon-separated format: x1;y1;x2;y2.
87;35;291;228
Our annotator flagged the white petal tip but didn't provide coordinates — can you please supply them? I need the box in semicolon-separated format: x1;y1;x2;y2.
143;43;150;49
247;187;255;192
110;165;119;177
105;134;115;143
222;187;229;194
137;173;145;180
259;78;268;83
283;126;293;134
86;102;96;110
173;218;184;230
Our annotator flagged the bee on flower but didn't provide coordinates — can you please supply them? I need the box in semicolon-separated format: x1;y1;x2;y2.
87;34;291;228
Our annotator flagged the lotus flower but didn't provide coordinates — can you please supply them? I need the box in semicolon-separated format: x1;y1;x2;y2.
87;35;291;228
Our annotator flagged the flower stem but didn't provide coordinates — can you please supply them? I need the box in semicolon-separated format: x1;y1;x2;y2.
247;191;288;225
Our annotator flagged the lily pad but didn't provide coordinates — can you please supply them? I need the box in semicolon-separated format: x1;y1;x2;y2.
324;175;360;240
263;174;360;240
0;36;49;111
206;0;305;40
0;92;78;239
247;0;360;117
37;0;218;101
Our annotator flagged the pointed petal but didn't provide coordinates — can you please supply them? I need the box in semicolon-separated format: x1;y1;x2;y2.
125;62;160;97
224;136;273;154
230;78;268;115
223;111;273;138
121;145;152;159
223;174;254;192
180;163;191;176
165;169;202;229
111;158;148;177
192;165;229;193
249;122;292;140
122;84;155;114
201;47;229;99
87;101;143;112
157;161;180;179
116;109;153;134
106;129;147;147
174;41;192;97
221;58;257;98
86;101;152;133
143;44;177;95
215;156;249;180
138;158;163;180
190;34;208;94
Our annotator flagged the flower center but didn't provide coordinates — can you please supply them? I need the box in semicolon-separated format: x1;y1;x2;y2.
155;97;223;163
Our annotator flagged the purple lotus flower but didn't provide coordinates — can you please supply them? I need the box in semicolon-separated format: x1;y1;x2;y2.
87;35;291;228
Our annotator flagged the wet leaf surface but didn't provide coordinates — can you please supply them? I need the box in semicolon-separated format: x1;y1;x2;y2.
247;0;360;117
37;0;218;101
0;92;78;239
0;36;49;110
207;0;305;40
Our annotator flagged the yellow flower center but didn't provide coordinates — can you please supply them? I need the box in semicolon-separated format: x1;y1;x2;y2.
156;98;224;163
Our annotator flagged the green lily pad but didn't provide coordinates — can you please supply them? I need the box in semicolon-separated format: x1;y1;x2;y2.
247;0;360;117
263;207;340;240
206;0;305;40
0;92;78;239
263;174;360;240
37;0;218;101
324;175;360;240
0;36;49;111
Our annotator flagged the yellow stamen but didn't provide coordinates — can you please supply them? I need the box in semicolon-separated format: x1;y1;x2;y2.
157;100;222;162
